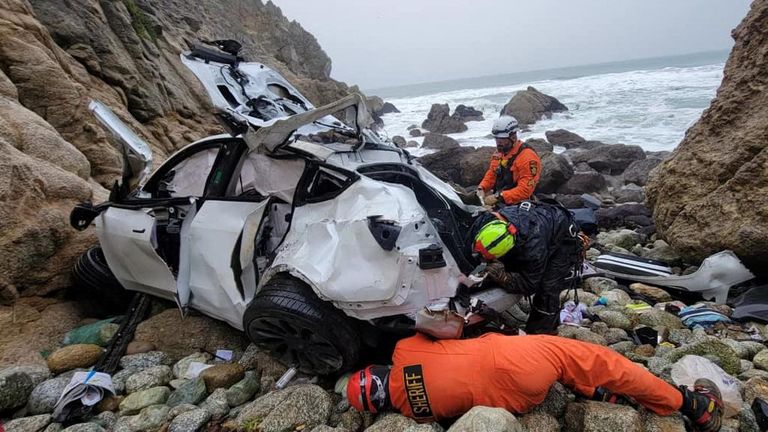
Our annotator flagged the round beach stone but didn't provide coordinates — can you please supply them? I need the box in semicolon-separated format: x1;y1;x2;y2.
200;364;245;392
0;368;34;412
118;386;171;415
26;376;71;414
46;345;103;374
169;408;211;432
125;365;172;394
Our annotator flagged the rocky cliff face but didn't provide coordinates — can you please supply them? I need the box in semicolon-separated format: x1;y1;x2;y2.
0;0;352;302
646;0;768;273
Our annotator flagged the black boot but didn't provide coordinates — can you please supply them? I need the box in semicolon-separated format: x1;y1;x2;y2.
679;378;723;432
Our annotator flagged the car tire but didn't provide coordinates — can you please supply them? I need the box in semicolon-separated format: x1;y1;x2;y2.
243;274;360;375
72;246;132;317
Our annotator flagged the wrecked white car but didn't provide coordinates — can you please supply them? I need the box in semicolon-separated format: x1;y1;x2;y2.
70;41;519;374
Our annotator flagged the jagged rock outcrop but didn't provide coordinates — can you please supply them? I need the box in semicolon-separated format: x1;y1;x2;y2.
545;129;586;149
0;0;353;302
502;86;567;126
646;0;768;272
421;103;468;134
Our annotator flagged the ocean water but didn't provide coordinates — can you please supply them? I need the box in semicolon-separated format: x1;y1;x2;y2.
374;51;727;155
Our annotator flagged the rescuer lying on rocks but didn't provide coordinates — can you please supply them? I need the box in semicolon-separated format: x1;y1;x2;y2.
339;332;723;432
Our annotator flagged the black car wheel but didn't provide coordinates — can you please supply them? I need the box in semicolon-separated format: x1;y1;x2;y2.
72;246;132;317
243;274;360;375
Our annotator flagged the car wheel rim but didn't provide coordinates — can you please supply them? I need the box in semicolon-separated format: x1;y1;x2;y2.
248;316;343;374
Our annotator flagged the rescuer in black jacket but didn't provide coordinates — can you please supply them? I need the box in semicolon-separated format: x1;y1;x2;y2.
468;201;584;334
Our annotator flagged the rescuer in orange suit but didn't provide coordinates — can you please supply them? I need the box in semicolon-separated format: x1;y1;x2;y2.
342;333;723;432
477;115;541;207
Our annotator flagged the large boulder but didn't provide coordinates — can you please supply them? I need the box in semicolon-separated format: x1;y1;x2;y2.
421;133;460;151
419;146;495;187
453;104;484;122
557;170;606;195
645;0;768;273
623;157;664;186
133;309;248;361
537;153;574;194
447;406;524;432
564;401;642;432
571;144;646;175
502;86;568;126
421;103;468;134
545;129;586;149
595;204;653;230
524;138;553;155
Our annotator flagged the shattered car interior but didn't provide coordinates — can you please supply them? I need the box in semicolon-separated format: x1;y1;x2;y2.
71;40;521;374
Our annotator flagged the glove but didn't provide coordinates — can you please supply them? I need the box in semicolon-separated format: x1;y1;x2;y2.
483;193;499;207
485;262;515;292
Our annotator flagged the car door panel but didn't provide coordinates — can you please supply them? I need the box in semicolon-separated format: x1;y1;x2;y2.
97;207;177;300
188;199;269;329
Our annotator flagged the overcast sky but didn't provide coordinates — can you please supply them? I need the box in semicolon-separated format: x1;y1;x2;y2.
271;0;752;89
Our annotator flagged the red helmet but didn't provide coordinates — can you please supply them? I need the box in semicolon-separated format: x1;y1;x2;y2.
346;365;391;413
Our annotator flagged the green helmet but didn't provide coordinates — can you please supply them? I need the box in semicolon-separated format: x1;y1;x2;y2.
473;219;516;260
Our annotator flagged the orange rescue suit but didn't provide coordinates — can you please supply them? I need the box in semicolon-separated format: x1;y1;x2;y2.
387;333;682;422
478;140;541;205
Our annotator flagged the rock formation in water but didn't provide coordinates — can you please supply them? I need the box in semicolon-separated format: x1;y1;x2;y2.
0;0;352;302
645;0;768;273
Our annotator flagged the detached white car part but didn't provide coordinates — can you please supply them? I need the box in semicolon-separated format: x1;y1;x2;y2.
71;42;514;374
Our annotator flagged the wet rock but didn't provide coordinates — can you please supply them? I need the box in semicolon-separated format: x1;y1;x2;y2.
595;204;653;230
172;352;212;379
564;401;641;432
532;382;571;418
454;104;484;122
520;413;560;432
118;386;171;415
46;345;103;374
647;357;672;377
60;424;105;432
3;414;52;432
114;404;170;432
4;366;52;388
362;413;440;432
237;384;332;431
91;412;117;430
502;86;568;126
623;158;663;186
634;309;684;329
421;104;468;134
629;283;672;303
200;363;245;392
665;339;741;375
558;326;607;346
610;341;637;356
641;411;686;431
524;138;553;154
226;370;261;407
0;368;34;412
62;319;120;347
537;152;573;194
167;377;207;407
26;376;70;414
125;341;156;356
124;365;172;394
595;310;632;330
447;406;524;431
571;144;646;175
200;388;229;419
742;377;768;405
583;277;618;296
168;408;210;432
738;401;761;432
601;290;631;307
560;290;599;306
422;133;460;151
392;135;406;148
409;129;422;137
133;309;248;361
597;229;643;250
615;184;645;204
643;240;682;265
545;129;585;149
406;140;419;148
557;170;606;195
752;349;768;370
111;368;139;395
119;351;172;371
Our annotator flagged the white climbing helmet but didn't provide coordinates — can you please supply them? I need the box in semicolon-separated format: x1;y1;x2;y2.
492;115;519;138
